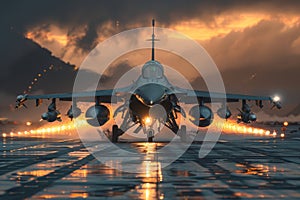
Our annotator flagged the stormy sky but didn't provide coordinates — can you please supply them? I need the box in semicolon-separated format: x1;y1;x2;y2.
1;0;300;121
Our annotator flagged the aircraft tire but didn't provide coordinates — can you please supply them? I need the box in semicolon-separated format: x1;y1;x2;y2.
112;125;119;143
148;136;154;142
147;128;154;142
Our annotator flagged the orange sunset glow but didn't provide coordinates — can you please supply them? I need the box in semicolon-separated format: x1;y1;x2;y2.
173;13;272;41
173;13;300;41
26;27;68;46
24;12;300;70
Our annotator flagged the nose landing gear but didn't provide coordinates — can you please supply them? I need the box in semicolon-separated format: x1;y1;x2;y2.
146;128;155;142
111;124;187;143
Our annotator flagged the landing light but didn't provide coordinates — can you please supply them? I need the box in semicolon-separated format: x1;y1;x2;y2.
144;117;152;125
273;96;280;102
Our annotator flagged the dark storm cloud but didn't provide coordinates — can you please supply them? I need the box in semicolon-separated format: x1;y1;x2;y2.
2;1;300;55
75;21;99;52
202;20;300;101
2;1;300;25
3;0;300;42
204;20;300;69
195;19;300;115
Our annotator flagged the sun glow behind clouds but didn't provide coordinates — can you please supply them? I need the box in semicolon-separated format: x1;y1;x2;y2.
24;13;300;67
25;24;87;66
26;25;68;46
173;13;271;40
172;13;300;41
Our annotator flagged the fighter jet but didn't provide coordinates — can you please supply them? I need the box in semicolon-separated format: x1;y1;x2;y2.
15;19;282;142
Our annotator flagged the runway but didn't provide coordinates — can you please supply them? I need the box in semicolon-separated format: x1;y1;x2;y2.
0;126;300;199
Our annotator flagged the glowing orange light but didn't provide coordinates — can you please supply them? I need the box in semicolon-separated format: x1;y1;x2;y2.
10;116;90;139
2;133;7;137
70;193;89;198
26;121;32;126
280;133;285;138
283;121;288;126
13;116;273;141
144;117;152;125
217;119;271;138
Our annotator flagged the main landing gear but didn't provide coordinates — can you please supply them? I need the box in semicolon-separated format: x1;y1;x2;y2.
111;125;187;143
112;125;123;143
112;125;155;143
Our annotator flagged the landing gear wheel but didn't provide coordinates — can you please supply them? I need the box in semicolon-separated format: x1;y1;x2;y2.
112;125;119;143
148;136;154;142
179;125;187;142
147;129;155;143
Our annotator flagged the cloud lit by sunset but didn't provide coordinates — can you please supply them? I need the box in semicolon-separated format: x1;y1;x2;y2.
172;13;272;41
25;25;69;46
24;11;300;70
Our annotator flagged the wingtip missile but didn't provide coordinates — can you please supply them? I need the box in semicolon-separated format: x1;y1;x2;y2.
15;94;28;109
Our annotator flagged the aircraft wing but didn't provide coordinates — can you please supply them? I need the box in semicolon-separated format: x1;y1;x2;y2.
173;87;281;108
16;86;133;108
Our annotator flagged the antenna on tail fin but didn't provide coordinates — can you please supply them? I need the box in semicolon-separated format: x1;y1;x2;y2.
151;19;155;60
147;19;159;60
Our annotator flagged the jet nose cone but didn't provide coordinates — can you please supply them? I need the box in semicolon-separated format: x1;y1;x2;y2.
136;84;167;105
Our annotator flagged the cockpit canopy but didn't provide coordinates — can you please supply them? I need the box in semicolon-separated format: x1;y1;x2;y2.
142;60;164;79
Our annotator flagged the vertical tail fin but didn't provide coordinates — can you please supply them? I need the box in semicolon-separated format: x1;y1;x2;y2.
151;19;155;60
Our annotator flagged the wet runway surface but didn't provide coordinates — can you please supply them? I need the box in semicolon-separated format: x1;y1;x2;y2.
0;129;300;199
